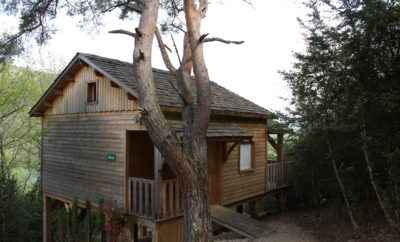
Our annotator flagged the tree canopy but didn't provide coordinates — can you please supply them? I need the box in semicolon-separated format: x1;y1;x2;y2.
0;63;52;242
284;0;400;227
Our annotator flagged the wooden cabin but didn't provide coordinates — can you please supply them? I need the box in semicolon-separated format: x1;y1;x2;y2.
30;53;290;241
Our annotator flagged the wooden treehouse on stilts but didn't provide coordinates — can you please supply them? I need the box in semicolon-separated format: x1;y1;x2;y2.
30;53;293;242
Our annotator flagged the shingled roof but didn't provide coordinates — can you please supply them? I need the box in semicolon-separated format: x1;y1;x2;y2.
30;53;273;119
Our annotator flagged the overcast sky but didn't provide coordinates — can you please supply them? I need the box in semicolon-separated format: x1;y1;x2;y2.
1;0;308;113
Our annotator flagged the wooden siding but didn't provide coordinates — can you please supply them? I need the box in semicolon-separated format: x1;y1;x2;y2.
42;112;143;207
221;123;267;204
155;218;184;242
42;112;267;208
45;66;137;115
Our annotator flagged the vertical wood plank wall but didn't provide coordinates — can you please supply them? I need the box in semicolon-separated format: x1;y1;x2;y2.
155;218;184;242
41;64;269;209
221;123;267;205
46;66;137;115
42;112;143;207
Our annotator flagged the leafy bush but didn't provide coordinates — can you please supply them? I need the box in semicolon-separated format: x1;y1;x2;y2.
0;171;42;242
51;200;105;242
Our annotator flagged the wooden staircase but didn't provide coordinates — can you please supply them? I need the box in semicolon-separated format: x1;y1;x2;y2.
210;205;273;239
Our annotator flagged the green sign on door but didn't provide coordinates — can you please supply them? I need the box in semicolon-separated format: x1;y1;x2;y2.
106;152;117;161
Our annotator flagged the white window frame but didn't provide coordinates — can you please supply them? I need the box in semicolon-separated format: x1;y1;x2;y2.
86;80;98;104
239;142;254;172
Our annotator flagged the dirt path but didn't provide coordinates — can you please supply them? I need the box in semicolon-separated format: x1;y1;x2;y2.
257;213;317;242
215;212;317;242
216;207;400;242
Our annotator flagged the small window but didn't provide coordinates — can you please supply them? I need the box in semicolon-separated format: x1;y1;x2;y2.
87;82;97;103
239;142;253;172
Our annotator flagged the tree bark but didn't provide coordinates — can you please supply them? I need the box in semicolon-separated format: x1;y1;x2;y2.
360;127;397;228
132;1;212;241
0;135;5;176
327;140;359;231
182;1;212;240
133;0;189;175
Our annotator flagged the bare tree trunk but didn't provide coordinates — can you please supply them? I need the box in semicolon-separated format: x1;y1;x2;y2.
0;135;5;176
327;140;359;230
181;170;210;242
360;127;397;228
182;1;212;241
132;1;211;241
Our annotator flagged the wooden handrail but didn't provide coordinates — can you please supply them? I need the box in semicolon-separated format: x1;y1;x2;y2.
128;177;183;220
266;160;294;192
159;178;183;220
128;177;155;218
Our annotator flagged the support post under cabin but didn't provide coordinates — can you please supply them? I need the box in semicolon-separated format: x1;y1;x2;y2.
277;134;284;163
154;147;162;218
43;195;51;242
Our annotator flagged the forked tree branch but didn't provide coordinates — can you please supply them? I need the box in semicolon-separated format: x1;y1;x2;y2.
180;33;245;67
178;33;195;102
184;0;211;137
154;28;194;104
132;0;195;178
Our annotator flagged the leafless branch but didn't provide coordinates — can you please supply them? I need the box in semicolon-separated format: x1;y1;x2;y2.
101;0;143;14
0;105;25;122
179;34;245;68
241;0;253;7
170;34;182;65
200;35;245;45
154;28;176;72
108;29;136;38
154;28;195;105
170;23;186;33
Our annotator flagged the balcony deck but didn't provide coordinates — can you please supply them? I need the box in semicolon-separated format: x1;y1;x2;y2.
127;160;293;221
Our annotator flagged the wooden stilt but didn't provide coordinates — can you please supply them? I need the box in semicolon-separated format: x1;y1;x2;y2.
43;194;47;242
43;195;51;242
277;134;284;163
152;223;159;242
248;200;257;218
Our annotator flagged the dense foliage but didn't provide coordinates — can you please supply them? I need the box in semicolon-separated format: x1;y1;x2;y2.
283;0;400;226
0;64;51;184
51;200;105;242
0;172;42;242
0;64;52;241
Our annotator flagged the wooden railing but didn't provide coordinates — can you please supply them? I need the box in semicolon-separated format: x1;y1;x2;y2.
266;161;294;192
159;179;183;220
128;178;156;218
128;177;183;220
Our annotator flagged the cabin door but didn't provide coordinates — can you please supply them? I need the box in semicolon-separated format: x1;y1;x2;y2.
126;131;154;179
207;141;223;204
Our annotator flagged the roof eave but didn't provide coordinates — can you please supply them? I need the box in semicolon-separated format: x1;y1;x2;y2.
29;53;140;117
29;53;82;117
79;54;139;98
161;105;271;120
